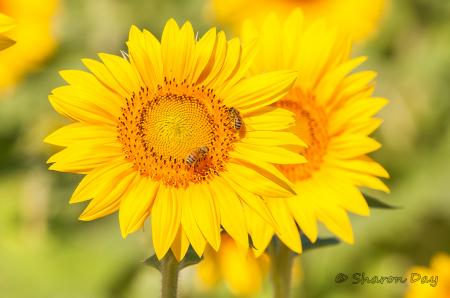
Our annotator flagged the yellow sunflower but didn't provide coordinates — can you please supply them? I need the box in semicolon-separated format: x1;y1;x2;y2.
0;13;16;51
198;233;270;297
197;233;304;296
0;0;58;90
405;252;449;297
240;9;389;256
208;0;385;41
45;19;306;260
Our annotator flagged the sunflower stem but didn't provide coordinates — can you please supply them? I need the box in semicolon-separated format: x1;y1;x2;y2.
161;249;180;298
269;237;294;298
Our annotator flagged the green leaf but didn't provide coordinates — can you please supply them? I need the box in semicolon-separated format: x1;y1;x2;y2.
248;234;258;250
363;194;401;209
141;246;204;273
141;254;162;272
178;246;204;270
300;234;340;253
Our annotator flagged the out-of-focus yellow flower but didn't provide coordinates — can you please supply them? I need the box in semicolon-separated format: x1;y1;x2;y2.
198;233;270;296
240;9;389;256
45;19;304;261
0;13;16;51
0;0;58;90
405;252;450;298
208;0;385;40
198;234;303;296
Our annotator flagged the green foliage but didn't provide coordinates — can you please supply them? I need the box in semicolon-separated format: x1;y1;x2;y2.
142;246;203;273
300;234;340;253
363;194;401;209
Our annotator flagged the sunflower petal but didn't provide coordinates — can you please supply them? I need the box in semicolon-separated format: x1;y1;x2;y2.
151;184;181;260
210;177;248;248
120;177;160;238
79;169;137;220
223;70;298;113
171;225;190;262
190;184;221;251
181;187;207;257
70;158;131;204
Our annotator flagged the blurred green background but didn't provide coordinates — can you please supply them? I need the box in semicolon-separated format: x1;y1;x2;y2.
0;0;449;297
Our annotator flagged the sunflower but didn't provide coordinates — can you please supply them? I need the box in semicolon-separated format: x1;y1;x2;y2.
197;232;304;296
0;0;58;91
405;252;449;297
198;233;270;297
0;13;16;51
208;0;385;41
45;19;306;260
239;9;389;256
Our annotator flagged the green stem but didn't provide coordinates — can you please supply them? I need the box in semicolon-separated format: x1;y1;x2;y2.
269;237;294;298
161;250;180;298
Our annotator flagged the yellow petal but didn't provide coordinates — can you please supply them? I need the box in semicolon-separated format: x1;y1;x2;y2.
171;225;190;262
260;13;282;72
70;158;131;204
151;184;181;260
267;198;302;253
285;181;318;243
244;206;274;258
229;151;295;191
323;163;390;193
98;53;141;95
207;37;241;90
49;94;116;127
79;169;137;221
48;142;122;174
243;106;295;131
226;161;295;198
0;13;17;34
210;177;248;248
161;18;180;82
324;155;389;178
128;25;146;47
241;130;307;147
327;135;381;159
52;84;120;121
59;70;123;107
181;186;207;257
234;142;306;164
197;30;226;86
221;172;280;234
216;37;260;95
126;41;157;92
223;70;298;114
173;21;195;83
44;122;116;147
143;29;164;86
282;8;304;69
190;184;221;251
82;58;129;98
119;177;160;238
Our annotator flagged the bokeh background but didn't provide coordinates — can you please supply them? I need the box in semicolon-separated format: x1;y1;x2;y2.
1;0;449;297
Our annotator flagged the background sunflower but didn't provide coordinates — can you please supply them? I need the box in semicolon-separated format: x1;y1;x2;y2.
206;0;386;41
0;0;59;93
0;0;449;297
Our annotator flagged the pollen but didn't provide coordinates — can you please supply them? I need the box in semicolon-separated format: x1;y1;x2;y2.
273;87;329;181
116;79;240;188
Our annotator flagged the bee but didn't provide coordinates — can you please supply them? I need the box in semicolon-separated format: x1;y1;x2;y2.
186;146;209;165
226;107;242;130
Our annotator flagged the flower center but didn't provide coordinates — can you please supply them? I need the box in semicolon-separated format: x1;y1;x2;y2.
273;87;329;181
117;81;239;188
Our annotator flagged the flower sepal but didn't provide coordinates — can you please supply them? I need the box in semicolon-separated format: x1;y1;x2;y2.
363;194;401;209
142;245;204;273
